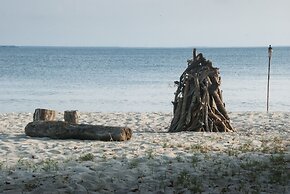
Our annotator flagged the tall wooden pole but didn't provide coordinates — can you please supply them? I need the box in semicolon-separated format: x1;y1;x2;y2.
267;45;273;113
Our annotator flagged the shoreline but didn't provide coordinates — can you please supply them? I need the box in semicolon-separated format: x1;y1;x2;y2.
1;112;289;193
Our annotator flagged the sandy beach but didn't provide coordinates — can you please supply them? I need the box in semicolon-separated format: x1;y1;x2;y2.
0;111;289;193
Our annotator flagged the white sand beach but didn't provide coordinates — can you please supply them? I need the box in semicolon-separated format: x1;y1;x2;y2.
0;112;289;193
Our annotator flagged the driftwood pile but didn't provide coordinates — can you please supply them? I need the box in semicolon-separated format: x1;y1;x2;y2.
25;109;132;141
169;49;234;132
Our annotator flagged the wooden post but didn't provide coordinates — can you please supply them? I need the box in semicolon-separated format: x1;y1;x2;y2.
64;110;79;124
33;108;56;121
267;45;273;113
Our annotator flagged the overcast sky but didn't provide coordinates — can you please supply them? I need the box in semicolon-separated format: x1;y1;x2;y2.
0;0;289;47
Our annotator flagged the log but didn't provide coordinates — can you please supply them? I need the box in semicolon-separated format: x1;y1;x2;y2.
25;121;132;141
64;110;79;124
33;108;55;121
176;77;190;131
169;97;183;132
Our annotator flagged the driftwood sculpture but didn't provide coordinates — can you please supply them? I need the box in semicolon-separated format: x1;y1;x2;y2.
169;49;234;132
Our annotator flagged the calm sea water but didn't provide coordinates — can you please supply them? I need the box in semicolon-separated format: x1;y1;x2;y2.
0;46;289;113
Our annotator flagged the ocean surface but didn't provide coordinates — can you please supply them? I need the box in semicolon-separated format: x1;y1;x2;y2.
0;46;289;113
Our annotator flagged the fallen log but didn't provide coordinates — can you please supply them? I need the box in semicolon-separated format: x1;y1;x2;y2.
25;121;132;141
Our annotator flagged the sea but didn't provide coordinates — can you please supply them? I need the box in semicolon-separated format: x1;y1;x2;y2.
0;46;289;113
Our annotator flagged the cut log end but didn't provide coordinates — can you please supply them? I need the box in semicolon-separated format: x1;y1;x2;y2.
64;110;79;124
33;108;56;122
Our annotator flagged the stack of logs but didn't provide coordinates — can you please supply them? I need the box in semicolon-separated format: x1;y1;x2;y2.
169;49;235;132
25;108;132;141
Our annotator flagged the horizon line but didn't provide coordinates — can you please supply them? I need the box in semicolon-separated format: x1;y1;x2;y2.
1;44;290;49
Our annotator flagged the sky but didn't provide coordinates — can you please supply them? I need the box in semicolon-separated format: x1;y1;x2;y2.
0;0;289;47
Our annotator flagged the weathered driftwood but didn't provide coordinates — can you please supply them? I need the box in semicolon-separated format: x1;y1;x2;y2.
169;49;234;132
25;121;132;141
33;108;55;121
64;110;79;124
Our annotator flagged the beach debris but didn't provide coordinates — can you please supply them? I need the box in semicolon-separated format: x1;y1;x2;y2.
169;49;234;132
25;121;132;141
33;108;55;121
25;109;132;141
